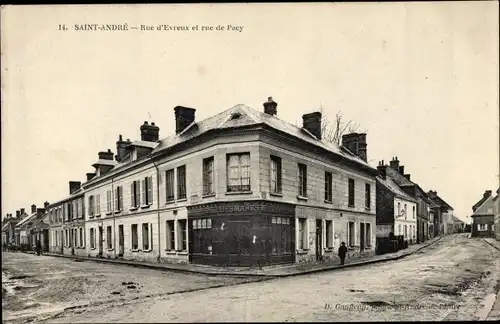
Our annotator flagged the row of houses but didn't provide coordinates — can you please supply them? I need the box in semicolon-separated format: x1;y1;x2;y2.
470;188;500;239
1;97;462;266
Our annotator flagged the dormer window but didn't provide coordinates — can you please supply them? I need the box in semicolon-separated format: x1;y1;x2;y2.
230;112;242;120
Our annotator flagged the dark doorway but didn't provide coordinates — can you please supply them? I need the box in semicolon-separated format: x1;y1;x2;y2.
98;226;103;257
118;225;124;257
316;219;322;261
42;229;49;252
360;223;365;252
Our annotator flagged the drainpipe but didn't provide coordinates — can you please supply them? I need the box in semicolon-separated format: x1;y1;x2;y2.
112;177;116;259
151;158;161;262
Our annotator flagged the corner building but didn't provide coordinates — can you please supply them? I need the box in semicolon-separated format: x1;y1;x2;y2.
82;97;378;267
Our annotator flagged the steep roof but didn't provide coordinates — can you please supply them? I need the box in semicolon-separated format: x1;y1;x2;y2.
15;213;38;228
427;192;453;211
48;187;84;208
472;194;495;216
86;104;375;185
377;176;417;203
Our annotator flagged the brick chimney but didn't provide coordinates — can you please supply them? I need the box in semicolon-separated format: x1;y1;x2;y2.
86;173;96;181
342;133;368;162
98;149;114;160
399;165;405;175
302;112;322;140
263;96;277;116
389;157;400;171
20;208;25;215
484;190;492;199
115;135;132;162
31;204;37;214
69;181;81;194
16;210;20;218
44;201;50;209
174;106;196;135
140;121;160;142
404;174;411;181
377;160;386;179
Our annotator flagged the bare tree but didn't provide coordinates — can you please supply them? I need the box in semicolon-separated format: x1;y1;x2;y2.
319;105;364;145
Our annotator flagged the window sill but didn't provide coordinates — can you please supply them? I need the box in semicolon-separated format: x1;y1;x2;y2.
324;247;333;252
107;248;114;252
202;193;215;198
142;249;152;253
90;247;96;250
165;200;175;205
225;191;253;196
131;249;140;252
95;214;101;218
177;198;187;203
105;212;113;216
365;207;371;211
297;195;308;201
113;210;122;214
269;192;283;197
140;205;151;209
89;216;95;219
177;251;188;255
324;200;333;204
165;250;177;255
129;207;139;211
296;249;309;255
348;205;355;208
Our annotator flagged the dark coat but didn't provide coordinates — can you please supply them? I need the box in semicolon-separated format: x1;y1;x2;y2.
338;245;348;258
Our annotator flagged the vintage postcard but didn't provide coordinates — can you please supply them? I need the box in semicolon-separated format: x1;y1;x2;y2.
1;2;499;323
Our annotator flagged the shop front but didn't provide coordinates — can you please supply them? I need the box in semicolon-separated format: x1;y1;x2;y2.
188;200;296;267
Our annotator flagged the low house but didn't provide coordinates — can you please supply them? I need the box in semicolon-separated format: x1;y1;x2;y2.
30;204;50;252
15;206;45;250
2;214;19;248
451;216;464;233
13;209;29;245
427;191;454;236
470;190;495;238
376;161;417;244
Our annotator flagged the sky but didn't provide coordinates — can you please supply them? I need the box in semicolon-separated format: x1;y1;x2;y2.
1;2;499;223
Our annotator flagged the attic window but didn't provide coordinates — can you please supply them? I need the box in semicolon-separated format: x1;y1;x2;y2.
230;112;242;120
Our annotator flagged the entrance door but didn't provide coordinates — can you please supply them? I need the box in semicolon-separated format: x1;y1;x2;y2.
118;225;124;257
98;226;103;257
43;229;49;252
360;223;365;252
69;230;74;255
316;219;322;261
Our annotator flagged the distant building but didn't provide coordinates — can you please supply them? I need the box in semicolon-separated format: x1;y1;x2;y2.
47;181;85;256
470;190;495;238
1;214;18;247
375;162;417;244
427;190;454;236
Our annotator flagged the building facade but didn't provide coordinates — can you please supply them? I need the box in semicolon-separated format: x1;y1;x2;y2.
427;190;453;236
47;183;86;255
471;190;495;238
82;98;379;267
2;214;18;247
375;163;417;243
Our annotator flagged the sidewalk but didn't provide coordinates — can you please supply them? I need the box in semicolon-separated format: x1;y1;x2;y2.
484;237;500;252
484;237;500;321
44;236;442;278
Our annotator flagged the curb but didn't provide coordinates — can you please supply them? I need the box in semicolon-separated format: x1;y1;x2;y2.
483;238;500;252
40;236;443;278
272;235;443;278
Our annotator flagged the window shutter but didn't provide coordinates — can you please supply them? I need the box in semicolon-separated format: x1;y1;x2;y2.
141;179;146;206
114;188;118;211
130;183;135;207
149;223;153;250
147;177;153;205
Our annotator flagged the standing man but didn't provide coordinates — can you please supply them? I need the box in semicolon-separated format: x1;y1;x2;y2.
36;240;42;256
338;241;348;265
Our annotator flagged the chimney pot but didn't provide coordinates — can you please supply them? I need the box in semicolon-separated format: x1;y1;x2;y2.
16;210;20;218
399;165;405;175
69;181;82;194
342;133;367;162
144;121;148;125
263;96;278;116
31;204;37;214
44;201;50;208
119;134;123;141
404;174;411;181
20;208;25;215
151;122;155;126
86;172;96;181
140;120;161;142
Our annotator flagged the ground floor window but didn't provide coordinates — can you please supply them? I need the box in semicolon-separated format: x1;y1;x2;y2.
131;224;138;250
142;223;150;250
107;226;112;249
178;220;187;251
271;216;293;254
192;218;212;254
365;223;371;247
79;228;83;247
298;218;307;249
74;228;78;247
90;228;95;249
325;220;333;248
166;220;175;251
478;224;488;231
348;221;355;247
